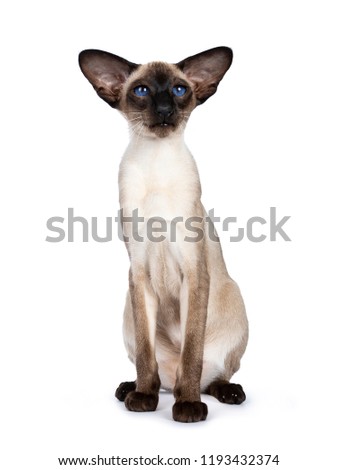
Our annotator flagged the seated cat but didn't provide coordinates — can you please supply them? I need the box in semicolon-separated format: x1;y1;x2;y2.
79;47;248;422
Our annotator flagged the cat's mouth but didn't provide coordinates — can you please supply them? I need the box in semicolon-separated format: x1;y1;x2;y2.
149;122;175;128
149;122;175;130
147;121;176;137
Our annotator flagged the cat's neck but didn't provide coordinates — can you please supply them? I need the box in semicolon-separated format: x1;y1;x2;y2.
127;129;187;154
123;130;194;171
119;128;202;219
119;128;201;205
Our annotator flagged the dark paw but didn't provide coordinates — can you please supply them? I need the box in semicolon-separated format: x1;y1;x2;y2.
115;381;136;402
172;401;208;423
206;381;246;404
124;391;159;412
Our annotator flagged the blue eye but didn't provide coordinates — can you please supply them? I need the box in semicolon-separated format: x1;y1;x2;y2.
172;85;187;97
134;86;150;97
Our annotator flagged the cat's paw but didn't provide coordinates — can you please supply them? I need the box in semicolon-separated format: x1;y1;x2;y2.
115;381;136;402
124;391;158;412
172;401;208;423
206;381;246;404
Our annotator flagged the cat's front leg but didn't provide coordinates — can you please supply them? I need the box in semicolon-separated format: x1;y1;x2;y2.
125;266;160;412
173;258;209;423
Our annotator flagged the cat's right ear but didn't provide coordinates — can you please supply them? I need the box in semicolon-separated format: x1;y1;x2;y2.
78;50;139;108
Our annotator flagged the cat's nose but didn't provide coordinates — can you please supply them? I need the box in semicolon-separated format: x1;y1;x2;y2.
156;102;174;118
155;93;174;118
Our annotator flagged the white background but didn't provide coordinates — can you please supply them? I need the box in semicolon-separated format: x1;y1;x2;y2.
1;1;337;469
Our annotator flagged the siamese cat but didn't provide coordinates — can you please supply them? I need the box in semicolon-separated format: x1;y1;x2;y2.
79;47;248;422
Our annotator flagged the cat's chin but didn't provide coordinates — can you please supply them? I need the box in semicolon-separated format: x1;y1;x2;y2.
147;123;178;138
130;124;178;139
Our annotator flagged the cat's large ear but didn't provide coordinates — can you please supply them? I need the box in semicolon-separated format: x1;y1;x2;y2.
176;47;233;105
79;50;139;108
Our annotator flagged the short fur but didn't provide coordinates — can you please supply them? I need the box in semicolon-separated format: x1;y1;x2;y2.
79;47;248;422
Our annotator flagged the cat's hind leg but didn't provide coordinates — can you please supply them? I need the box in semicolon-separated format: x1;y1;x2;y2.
205;380;246;404
114;293;138;403
115;381;136;401
202;274;248;405
203;330;248;405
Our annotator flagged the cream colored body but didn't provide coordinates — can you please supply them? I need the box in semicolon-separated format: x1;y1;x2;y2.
119;131;248;392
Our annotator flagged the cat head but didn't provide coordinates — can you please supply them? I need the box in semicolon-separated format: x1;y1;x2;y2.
79;47;233;138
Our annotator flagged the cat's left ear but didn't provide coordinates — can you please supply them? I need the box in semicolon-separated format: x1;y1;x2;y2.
176;47;233;105
79;50;139;107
